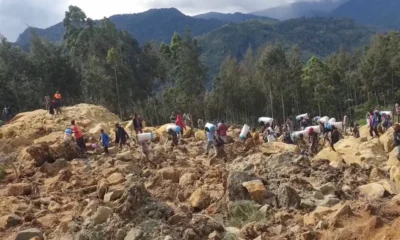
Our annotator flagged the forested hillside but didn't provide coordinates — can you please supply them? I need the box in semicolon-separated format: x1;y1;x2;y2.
198;18;373;75
16;8;226;47
1;5;400;126
251;0;348;20
331;0;400;29
194;12;278;23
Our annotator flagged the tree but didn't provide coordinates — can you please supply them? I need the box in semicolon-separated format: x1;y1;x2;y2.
107;47;122;119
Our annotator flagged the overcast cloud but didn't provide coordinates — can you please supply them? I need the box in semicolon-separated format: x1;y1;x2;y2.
0;0;310;42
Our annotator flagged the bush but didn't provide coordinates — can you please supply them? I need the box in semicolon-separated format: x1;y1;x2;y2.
0;166;6;180
226;200;270;228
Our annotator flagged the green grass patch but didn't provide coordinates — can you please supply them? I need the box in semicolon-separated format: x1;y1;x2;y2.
226;200;270;228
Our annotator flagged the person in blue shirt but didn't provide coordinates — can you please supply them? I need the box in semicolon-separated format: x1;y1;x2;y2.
99;129;110;154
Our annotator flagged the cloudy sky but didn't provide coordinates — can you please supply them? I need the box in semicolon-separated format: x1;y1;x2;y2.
0;0;305;41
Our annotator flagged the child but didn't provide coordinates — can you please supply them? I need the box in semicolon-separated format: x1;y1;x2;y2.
99;129;110;154
205;126;216;156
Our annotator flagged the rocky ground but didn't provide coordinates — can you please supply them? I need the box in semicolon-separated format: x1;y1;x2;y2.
1;104;400;240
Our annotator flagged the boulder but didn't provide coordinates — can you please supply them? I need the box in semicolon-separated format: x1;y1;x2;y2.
0;214;22;228
314;137;387;166
377;179;398;195
116;151;133;161
48;200;61;212
179;173;197;186
379;127;394;152
387;148;400;167
316;183;336;196
357;183;386;200
104;188;124;202
91;206;112;225
26;143;54;167
88;123;109;139
242;180;267;203
158;168;181;183
50;142;84;161
7;183;32;196
107;172;125;185
97;179;109;199
124;228;143;240
82;201;99;218
15;228;44;240
226;171;259;202
188;187;210;210
277;185;300;209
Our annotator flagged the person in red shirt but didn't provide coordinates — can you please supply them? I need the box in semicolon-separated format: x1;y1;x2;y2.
71;120;86;152
217;120;228;143
175;113;185;135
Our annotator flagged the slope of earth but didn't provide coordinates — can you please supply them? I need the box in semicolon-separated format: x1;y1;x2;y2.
1;104;400;240
198;17;373;76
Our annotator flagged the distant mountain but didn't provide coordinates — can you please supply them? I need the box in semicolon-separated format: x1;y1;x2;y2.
194;12;278;23
16;8;227;47
252;0;348;20
198;18;373;75
330;0;400;29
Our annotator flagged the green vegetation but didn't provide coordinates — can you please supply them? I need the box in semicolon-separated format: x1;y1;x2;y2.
1;5;400;127
226;201;269;228
198;18;373;75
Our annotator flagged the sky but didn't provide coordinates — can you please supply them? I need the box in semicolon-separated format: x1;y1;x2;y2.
0;0;309;42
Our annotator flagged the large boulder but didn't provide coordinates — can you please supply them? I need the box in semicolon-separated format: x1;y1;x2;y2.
379;127;394;153
50;142;84;161
314;137;386;167
26;143;54;167
226;171;259;202
188;187;210;210
6;183;32;196
277;185;301;209
242;180;267;203
357;183;386;200
15;228;44;240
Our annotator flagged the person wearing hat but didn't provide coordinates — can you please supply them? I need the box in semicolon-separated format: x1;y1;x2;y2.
64;128;73;143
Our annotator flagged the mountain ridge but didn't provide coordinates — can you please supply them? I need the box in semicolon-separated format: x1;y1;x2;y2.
194;11;278;23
